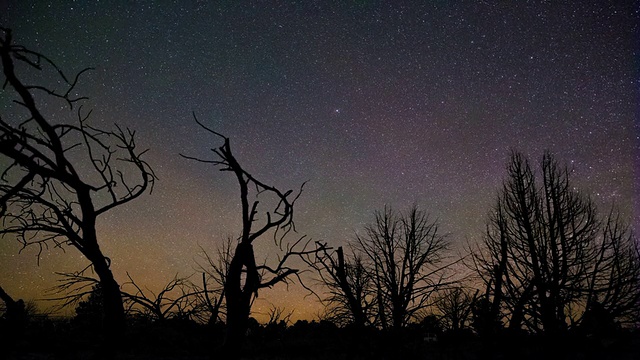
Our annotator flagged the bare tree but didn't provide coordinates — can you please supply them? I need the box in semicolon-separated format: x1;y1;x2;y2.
472;150;640;335
0;28;155;343
265;305;294;327
433;287;474;332
581;210;640;329
120;273;202;322
46;266;101;311
356;205;451;329
182;117;322;357
193;237;235;325
309;245;373;328
49;269;214;325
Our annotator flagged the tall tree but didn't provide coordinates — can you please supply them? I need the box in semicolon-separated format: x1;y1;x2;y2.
473;150;640;334
356;205;451;329
0;28;155;343
183;117;322;358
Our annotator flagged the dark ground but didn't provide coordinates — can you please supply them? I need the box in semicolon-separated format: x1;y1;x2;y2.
2;318;639;360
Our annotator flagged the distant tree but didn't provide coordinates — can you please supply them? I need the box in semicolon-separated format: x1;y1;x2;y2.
417;313;443;334
469;293;500;336
310;245;373;328
0;27;155;345
51;269;210;324
120;273;202;322
356;205;452;329
194;237;234;326
471;150;640;334
182;117;323;358
73;284;103;328
434;287;474;332
265;305;294;327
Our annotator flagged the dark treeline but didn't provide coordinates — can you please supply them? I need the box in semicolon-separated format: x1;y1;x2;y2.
1;300;639;360
1;28;640;360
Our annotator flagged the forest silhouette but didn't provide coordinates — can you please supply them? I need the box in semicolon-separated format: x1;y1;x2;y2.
1;27;639;360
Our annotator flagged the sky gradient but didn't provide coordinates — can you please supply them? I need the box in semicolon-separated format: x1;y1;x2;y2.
1;1;638;322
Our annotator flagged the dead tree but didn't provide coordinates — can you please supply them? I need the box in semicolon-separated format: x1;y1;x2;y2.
46;266;101;310
356;205;452;329
473;150;640;334
49;270;212;324
0;28;155;342
121;273;202;322
310;245;372;328
434;287;474;332
182;116;323;357
194;238;234;325
265;305;294;327
582;210;640;329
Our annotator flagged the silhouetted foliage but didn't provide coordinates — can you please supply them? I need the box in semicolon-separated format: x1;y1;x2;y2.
417;314;443;334
73;284;103;329
470;293;501;336
0;27;155;347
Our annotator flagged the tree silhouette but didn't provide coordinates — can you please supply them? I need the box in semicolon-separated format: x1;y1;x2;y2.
310;245;373;328
182;116;323;358
356;205;452;329
265;305;294;326
582;210;640;329
0;285;27;350
434;287;475;333
121;273;202;322
472;150;640;334
194;237;234;326
73;284;103;329
0;28;155;345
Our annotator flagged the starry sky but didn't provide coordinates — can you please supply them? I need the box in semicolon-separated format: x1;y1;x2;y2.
0;1;638;322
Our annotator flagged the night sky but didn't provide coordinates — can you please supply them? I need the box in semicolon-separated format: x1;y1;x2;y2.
1;1;638;322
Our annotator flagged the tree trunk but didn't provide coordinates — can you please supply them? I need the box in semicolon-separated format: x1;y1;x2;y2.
222;293;251;359
336;247;366;328
221;242;259;359
91;253;126;352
